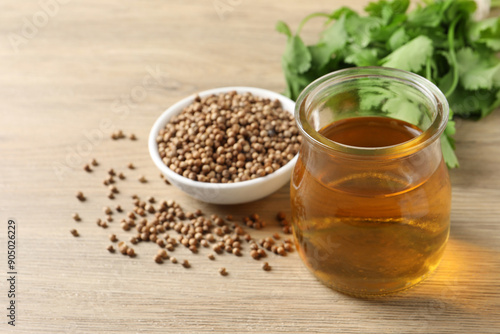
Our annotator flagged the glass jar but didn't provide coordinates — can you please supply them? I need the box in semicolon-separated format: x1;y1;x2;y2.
291;67;451;296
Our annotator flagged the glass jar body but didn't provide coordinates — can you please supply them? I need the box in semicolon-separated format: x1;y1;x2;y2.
291;68;451;296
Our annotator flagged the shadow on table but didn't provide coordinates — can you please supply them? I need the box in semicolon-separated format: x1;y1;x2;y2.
354;238;500;332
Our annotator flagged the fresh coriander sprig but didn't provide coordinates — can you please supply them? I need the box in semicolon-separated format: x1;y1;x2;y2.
277;0;500;168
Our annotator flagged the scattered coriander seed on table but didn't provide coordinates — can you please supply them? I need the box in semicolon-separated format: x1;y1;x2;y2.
277;247;286;256
70;229;79;237
126;248;136;257
157;249;168;259
72;213;81;221
119;245;129;255
76;191;85;201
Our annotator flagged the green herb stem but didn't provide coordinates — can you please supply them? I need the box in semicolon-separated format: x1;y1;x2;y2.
296;12;330;35
425;57;432;81
444;17;460;98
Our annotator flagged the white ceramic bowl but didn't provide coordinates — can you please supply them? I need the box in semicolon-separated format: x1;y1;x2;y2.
148;86;298;205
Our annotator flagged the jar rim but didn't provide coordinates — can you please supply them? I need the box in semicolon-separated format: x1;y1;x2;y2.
294;67;449;158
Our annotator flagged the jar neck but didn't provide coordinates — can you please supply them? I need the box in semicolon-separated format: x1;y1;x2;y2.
295;67;449;160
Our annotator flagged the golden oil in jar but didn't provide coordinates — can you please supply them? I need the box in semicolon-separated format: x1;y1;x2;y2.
291;116;451;296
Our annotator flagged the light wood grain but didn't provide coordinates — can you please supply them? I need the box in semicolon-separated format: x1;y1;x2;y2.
1;1;499;333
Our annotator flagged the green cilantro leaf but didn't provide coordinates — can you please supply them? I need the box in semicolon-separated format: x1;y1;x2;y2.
316;14;349;68
344;45;379;67
441;134;459;168
456;48;500;90
381;35;434;72
275;21;292;37
387;27;409;51
282;35;311;74
468;17;500;51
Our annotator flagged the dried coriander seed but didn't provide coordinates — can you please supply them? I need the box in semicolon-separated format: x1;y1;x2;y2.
109;234;118;242
76;191;86;201
113;131;124;140
83;164;92;172
157;249;168;259
72;213;81;221
276;211;286;221
182;260;190;268
91;158;98;166
155;91;301;184
262;262;271;271
70;229;79;237
127;163;135;169
119;245;129;255
208;253;215;260
250;250;259;260
154;254;163;264
170;257;178;264
219;267;228;276
107;245;115;253
130;133;137;140
138;175;147;183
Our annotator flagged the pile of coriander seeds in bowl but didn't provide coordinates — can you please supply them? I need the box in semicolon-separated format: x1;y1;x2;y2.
148;87;301;205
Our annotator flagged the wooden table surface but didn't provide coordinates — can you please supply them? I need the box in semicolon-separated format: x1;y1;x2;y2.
1;0;499;333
